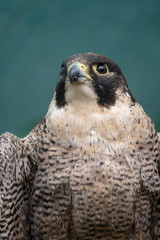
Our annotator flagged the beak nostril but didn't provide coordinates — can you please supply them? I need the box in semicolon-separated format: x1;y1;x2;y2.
81;65;85;70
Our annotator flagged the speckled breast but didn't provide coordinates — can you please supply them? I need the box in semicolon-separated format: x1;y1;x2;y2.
31;139;141;239
69;152;140;239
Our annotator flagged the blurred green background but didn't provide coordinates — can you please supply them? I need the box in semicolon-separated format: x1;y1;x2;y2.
0;0;160;137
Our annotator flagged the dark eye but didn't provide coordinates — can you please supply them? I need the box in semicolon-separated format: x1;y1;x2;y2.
97;64;108;74
92;63;109;75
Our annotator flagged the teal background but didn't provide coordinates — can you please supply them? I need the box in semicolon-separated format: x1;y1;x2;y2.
0;0;160;137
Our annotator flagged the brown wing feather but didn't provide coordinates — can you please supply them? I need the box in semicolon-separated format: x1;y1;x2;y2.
0;132;36;240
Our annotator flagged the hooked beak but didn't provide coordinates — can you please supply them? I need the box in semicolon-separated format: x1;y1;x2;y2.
67;63;89;83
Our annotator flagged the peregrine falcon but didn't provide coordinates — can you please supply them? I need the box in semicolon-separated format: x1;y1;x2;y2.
0;53;160;240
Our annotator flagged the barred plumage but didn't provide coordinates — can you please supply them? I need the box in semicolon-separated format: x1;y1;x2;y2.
0;53;160;240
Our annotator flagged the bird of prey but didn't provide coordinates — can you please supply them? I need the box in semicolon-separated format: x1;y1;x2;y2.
0;52;160;240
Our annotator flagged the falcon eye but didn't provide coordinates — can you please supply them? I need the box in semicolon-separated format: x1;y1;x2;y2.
96;64;108;74
92;63;109;75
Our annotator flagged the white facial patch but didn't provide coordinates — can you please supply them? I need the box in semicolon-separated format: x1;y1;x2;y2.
65;81;98;107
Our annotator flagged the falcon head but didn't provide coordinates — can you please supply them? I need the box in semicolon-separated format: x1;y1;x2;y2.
54;52;135;109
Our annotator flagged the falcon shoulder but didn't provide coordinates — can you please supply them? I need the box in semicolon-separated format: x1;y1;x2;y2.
0;132;37;239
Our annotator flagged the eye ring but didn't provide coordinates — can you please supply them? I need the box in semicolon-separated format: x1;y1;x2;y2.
92;63;109;75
